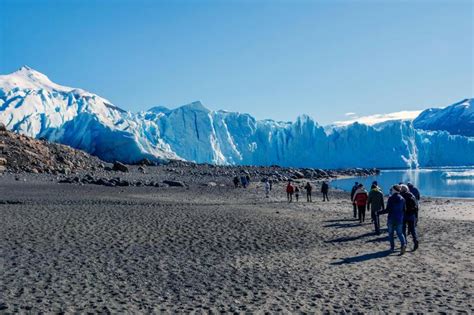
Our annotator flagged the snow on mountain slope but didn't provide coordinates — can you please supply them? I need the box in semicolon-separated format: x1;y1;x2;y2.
0;67;179;163
413;98;474;137
1;66;473;168
332;110;422;127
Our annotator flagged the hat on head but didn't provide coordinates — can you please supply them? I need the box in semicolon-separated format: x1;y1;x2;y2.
400;184;409;193
392;184;401;192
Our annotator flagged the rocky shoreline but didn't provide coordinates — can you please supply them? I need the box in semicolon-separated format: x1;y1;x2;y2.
0;127;379;187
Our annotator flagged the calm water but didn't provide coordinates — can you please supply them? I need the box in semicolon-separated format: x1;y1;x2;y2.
331;167;474;198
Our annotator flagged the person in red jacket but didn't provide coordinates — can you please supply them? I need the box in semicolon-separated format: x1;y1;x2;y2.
286;181;295;203
352;183;369;223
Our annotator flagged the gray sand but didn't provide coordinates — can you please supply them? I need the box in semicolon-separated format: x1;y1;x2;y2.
1;173;473;313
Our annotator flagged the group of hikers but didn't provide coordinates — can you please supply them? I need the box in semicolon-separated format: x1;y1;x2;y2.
285;180;329;203
232;173;420;255
351;181;420;254
233;174;252;189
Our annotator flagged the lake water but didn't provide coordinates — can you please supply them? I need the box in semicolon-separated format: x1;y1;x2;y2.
331;167;474;198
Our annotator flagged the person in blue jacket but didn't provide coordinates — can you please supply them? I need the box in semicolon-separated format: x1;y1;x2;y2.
378;184;407;255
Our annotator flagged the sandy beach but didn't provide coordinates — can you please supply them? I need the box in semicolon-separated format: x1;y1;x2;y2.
1;170;473;313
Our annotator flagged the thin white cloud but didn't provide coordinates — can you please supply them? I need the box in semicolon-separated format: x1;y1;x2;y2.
333;110;422;127
344;112;357;116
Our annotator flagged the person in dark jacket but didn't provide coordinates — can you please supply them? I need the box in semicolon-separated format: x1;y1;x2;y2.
378;185;407;254
353;184;368;223
233;176;239;188
240;176;248;188
321;181;329;201
367;183;384;235
295;186;300;202
407;183;420;202
305;182;312;202
407;182;421;222
350;182;359;219
400;184;419;251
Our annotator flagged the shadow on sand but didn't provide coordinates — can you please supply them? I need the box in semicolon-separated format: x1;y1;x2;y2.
325;231;376;243
330;250;393;265
323;218;358;223
323;222;362;229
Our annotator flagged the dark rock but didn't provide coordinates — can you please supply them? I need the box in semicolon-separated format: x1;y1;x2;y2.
112;161;129;172
0;123;6;132
293;171;305;179
163;180;186;187
137;158;155;166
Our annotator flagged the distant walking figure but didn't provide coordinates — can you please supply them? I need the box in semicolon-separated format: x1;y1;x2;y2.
367;183;384;235
233;176;239;188
305;182;313;202
378;185;407;255
240;176;248;188
295;186;300;202
400;184;419;251
351;182;359;219
353;184;368;223
264;180;271;198
286;181;294;203
321;181;329;201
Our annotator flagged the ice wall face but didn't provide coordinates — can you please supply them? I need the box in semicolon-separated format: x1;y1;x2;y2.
1;67;474;168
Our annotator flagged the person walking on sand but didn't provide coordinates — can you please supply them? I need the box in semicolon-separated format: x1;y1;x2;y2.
367;183;384;235
400;184;419;251
286;181;294;203
407;182;421;223
353;184;369;223
264;180;271;198
321;181;329;201
378;185;407;254
233;176;239;188
240;175;248;188
305;182;313;202
351;182;359;219
295;186;300;202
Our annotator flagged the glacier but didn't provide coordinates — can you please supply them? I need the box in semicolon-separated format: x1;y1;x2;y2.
413;98;474;137
1;66;474;168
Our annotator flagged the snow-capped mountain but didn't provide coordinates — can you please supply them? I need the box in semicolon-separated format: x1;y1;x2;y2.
1;66;474;168
0;66;179;162
413;98;474;137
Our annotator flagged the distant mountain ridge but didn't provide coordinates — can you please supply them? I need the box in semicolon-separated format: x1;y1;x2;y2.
0;66;473;168
413;98;474;137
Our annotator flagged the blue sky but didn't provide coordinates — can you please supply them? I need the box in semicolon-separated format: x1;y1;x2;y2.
1;0;472;124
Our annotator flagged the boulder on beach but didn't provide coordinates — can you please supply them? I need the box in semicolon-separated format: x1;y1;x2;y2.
113;161;129;172
163;180;186;187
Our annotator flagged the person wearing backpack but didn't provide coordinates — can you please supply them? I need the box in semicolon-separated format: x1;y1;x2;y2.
367;183;385;235
353;184;369;223
400;184;419;251
378;185;407;254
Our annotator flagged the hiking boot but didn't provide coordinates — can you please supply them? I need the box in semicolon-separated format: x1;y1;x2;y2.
413;242;419;251
400;245;407;255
